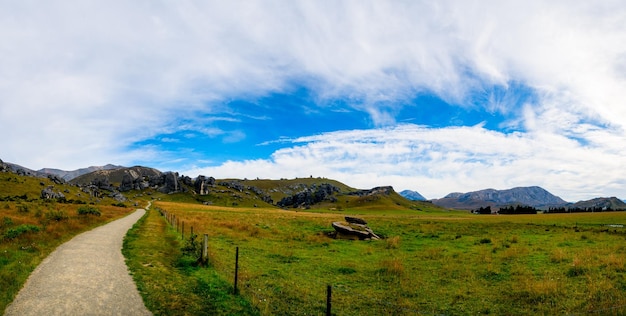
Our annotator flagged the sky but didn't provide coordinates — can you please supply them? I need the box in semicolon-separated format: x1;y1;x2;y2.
1;1;626;202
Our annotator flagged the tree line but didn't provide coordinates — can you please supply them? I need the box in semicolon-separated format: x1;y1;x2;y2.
544;206;623;213
474;205;538;214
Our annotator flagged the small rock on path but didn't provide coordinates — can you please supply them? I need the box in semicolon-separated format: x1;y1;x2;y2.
4;209;151;316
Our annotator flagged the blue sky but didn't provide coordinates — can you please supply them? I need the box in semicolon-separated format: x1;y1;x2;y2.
1;1;626;201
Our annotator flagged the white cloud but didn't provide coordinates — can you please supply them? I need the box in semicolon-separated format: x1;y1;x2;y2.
185;124;626;202
1;1;626;200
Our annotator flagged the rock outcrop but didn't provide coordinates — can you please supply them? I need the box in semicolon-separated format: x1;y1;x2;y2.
347;186;394;197
41;186;66;201
0;159;9;173
277;183;340;208
159;172;180;194
194;176;216;195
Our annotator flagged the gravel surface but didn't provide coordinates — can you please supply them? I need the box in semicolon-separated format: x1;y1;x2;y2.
4;209;151;316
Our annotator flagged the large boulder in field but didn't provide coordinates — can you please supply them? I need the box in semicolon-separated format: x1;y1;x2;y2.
331;217;380;240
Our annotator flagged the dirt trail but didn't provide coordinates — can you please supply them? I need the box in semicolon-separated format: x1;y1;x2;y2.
4;209;151;316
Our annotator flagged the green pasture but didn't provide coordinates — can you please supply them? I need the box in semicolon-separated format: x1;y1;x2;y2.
125;202;626;315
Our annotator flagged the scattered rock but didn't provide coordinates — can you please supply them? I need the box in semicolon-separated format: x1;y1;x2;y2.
47;174;65;184
41;186;66;201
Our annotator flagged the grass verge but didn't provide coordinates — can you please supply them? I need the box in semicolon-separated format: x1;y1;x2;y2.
123;208;258;315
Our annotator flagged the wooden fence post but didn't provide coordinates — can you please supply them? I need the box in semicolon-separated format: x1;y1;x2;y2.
326;285;332;316
234;247;239;295
202;234;208;265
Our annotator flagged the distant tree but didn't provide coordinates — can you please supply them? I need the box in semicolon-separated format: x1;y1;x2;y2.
499;205;537;215
475;206;492;214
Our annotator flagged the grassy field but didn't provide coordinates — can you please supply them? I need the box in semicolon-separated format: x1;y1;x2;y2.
0;173;134;312
124;201;626;315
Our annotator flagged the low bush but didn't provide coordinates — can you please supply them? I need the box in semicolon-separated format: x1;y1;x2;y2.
17;204;29;213
4;224;40;239
46;210;69;221
2;217;13;227
77;206;101;216
181;233;201;259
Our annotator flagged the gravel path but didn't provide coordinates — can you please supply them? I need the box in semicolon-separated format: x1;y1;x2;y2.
4;209;151;316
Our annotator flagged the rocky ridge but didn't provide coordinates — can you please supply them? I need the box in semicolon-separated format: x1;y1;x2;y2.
432;186;568;210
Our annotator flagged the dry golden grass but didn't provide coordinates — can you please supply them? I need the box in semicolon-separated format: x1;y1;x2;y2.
385;235;401;249
1;201;133;312
550;248;569;263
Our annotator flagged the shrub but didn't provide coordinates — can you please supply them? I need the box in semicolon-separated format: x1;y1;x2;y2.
2;217;13;227
4;224;40;239
17;204;29;213
77;206;101;216
46;210;69;221
566;266;587;277
338;267;357;275
479;238;492;244
181;233;201;259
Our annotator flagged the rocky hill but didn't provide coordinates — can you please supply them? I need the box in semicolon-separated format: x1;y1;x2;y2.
399;190;426;201
431;186;567;210
568;197;626;210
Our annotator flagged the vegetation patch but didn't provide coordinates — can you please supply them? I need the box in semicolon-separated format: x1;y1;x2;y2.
77;206;101;216
45;209;69;221
3;224;40;239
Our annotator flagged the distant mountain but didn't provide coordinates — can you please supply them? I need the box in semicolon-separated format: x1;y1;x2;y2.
399;190;427;201
431;186;567;210
39;164;124;181
4;162;46;177
568;197;626;210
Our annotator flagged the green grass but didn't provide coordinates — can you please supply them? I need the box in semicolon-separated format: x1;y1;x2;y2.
130;202;626;315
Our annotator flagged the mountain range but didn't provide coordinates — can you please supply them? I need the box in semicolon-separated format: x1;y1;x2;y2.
431;186;626;211
1;158;624;211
